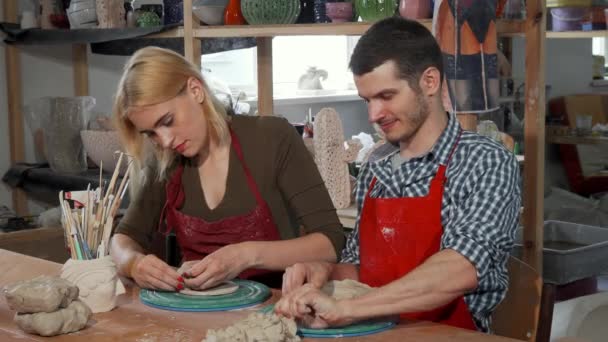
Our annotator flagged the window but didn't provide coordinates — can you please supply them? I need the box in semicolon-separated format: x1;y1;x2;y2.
592;37;607;82
201;36;360;99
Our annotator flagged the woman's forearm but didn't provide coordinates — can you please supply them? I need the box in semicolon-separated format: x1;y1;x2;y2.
246;233;337;270
109;233;146;278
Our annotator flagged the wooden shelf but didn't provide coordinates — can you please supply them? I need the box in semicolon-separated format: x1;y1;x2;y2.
546;30;608;38
547;135;608;145
191;20;524;38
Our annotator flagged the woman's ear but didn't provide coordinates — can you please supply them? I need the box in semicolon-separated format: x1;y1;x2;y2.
187;77;206;104
419;67;442;97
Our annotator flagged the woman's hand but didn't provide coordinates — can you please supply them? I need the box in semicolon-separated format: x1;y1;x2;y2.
130;254;184;291
181;243;255;290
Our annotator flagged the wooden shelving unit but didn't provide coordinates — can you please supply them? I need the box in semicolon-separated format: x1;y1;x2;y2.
547;134;608;145
4;0;547;283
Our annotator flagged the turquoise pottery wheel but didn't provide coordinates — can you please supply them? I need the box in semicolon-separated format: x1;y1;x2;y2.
140;280;271;312
259;304;396;338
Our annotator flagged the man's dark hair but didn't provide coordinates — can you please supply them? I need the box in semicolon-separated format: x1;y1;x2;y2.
349;16;443;92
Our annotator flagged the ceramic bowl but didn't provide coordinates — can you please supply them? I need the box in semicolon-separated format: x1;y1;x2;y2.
67;6;98;28
80;130;128;176
325;2;353;23
193;5;226;25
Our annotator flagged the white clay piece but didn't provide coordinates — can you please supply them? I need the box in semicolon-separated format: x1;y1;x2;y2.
3;276;79;314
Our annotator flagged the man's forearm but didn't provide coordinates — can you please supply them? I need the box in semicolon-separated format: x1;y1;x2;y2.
343;249;478;321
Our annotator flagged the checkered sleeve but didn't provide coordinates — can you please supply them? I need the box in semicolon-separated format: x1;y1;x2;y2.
339;162;374;264
441;148;521;310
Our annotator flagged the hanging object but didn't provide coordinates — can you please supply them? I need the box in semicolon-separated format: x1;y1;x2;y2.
432;0;500;114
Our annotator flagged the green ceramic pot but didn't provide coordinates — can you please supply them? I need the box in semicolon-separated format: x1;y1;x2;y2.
355;0;397;22
241;0;301;24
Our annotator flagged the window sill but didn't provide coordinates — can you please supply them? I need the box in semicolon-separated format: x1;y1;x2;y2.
590;79;608;87
244;90;361;107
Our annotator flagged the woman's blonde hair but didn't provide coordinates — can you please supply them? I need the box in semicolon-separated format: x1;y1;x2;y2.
113;46;231;187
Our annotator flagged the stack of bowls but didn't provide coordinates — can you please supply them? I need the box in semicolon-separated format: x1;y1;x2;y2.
67;0;98;28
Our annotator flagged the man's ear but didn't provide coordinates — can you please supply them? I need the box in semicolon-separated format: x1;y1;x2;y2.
419;67;442;97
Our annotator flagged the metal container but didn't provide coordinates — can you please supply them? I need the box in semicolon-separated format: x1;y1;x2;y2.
512;220;608;285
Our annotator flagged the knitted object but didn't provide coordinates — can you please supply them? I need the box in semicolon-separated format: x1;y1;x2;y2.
313;108;362;209
96;0;126;28
137;11;162;27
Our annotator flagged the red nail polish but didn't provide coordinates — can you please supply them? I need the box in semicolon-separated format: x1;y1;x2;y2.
178;276;184;283
177;283;184;290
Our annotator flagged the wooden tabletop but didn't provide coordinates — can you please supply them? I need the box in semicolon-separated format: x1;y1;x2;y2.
0;249;517;341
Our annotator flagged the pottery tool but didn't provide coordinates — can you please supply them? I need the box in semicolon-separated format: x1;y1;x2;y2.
258;305;396;338
59;152;132;260
139;279;270;312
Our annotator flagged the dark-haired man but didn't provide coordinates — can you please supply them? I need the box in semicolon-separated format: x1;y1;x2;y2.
275;16;520;333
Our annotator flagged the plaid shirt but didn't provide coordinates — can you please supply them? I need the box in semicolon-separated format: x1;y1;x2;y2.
341;113;521;332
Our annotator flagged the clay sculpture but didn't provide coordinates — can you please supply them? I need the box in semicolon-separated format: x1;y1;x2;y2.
312;108;362;209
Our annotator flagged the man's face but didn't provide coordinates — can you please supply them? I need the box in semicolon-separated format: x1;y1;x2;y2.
354;61;430;145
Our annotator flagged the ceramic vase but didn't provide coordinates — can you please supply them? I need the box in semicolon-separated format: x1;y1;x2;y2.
398;0;431;19
355;0;397;21
163;0;183;24
241;0;301;24
297;0;315;23
225;0;246;24
326;2;354;22
313;0;330;22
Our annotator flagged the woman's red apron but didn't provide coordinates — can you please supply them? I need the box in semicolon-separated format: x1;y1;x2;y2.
160;129;282;285
358;130;477;330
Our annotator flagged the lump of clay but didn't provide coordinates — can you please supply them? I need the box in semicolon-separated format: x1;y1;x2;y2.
321;279;372;301
14;300;92;337
203;312;300;342
3;276;79;314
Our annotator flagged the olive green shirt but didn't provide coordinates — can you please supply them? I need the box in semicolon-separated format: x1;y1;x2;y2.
116;115;345;258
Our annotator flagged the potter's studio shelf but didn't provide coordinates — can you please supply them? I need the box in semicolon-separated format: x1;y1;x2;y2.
184;20;525;38
545;30;608;38
547;134;608;145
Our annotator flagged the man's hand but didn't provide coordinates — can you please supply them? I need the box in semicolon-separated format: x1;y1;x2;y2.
181;243;253;290
275;284;354;329
130;254;183;291
282;262;334;295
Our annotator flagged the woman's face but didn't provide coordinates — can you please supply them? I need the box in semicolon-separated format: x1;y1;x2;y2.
127;77;208;158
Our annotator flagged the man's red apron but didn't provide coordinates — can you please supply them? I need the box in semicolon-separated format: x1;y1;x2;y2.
160;129;282;284
358;130;477;330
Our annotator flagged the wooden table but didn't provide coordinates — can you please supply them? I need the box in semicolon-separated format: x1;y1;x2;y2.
0;249;517;341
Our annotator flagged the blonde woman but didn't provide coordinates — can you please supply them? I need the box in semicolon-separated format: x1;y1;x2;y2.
110;47;344;292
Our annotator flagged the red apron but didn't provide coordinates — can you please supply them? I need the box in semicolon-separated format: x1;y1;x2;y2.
160;129;282;284
358;130;477;330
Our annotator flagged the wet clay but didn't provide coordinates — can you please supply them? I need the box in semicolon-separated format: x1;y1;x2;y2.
14;300;92;337
180;281;239;296
203;312;300;342
3;276;79;313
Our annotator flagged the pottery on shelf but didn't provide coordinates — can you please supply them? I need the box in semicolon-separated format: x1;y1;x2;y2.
326;2;354;22
297;0;315;23
66;0;98;28
398;0;431;19
241;0;301;24
163;0;183;24
355;0;397;22
224;0;246;24
97;0;126;28
313;0;330;22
